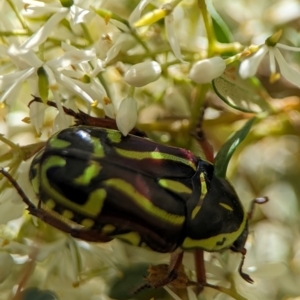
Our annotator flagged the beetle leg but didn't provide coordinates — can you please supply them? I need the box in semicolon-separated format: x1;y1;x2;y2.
194;249;205;293
234;196;269;283
0;168;112;243
238;248;253;283
192;103;214;163
28;96;147;137
150;250;184;288
134;249;184;293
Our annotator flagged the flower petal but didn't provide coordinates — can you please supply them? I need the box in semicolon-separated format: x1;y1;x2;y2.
239;45;268;78
105;34;135;65
22;10;68;49
165;13;185;63
7;45;43;69
29;101;46;134
129;0;153;25
47;48;95;69
274;47;300;88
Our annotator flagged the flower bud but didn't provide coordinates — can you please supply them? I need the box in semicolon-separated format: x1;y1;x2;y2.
124;61;161;87
116;97;137;136
189;57;226;84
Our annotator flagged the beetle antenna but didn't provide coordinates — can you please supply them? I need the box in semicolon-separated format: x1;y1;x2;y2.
248;196;269;220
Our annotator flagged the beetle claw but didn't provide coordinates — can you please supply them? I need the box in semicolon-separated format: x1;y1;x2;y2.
239;271;254;284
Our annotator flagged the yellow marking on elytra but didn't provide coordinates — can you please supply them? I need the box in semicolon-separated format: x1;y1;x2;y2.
49;138;71;149
191;173;208;219
158;179;192;194
102;224;116;234
107;130;122;143
115;148;196;170
74;162;102;185
41;157;106;217
30;166;40;194
104;179;185;225
114;232;141;246
219;203;233;211
81;218;95;228
62;209;74;220
90;137;104;157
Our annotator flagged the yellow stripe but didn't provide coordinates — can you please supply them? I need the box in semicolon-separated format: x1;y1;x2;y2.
90;136;105;157
74;162;102;185
115;148;196;170
49;138;71;149
200;173;207;197
62;209;74;220
158;179;192;194
41;156;106;218
104;178;185;225
81;218;95;228
114;232;141;246
191;173;207;220
191;206;201;219
102;224;116;234
219;203;233;211
182;213;247;251
107;131;122;143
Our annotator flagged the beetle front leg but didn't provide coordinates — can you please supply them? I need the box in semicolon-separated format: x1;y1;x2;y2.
238;248;253;283
135;249;184;293
148;249;184;288
194;249;206;293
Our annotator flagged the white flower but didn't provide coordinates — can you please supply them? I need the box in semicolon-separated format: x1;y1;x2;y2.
165;12;185;63
132;2;184;62
189;57;226;84
239;42;300;88
124;61;162;87
116;96;137;136
0;42;112;132
164;87;190;117
23;0;92;27
104;33;136;65
129;0;153;25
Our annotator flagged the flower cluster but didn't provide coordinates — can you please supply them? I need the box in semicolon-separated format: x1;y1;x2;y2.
0;1;299;300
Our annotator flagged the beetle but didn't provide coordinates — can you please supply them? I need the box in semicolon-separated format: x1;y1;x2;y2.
0;99;267;291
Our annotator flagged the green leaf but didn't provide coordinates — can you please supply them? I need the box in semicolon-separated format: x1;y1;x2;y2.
214;117;257;178
206;0;233;43
20;287;59;300
212;63;271;113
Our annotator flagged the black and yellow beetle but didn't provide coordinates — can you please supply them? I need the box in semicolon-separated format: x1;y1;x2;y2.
0;99;267;291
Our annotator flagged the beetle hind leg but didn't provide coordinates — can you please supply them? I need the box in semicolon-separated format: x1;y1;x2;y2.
0;168;112;243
